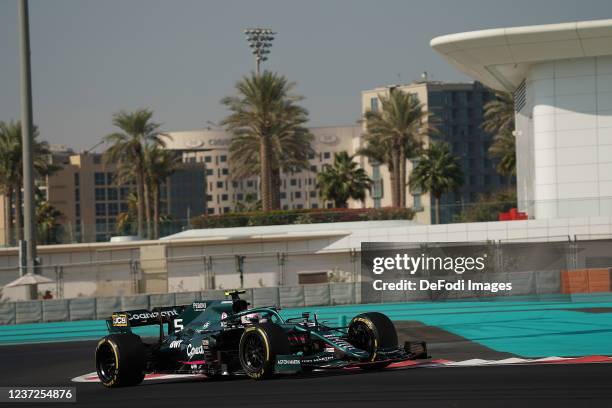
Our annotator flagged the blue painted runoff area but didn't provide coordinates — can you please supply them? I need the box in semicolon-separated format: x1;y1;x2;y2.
1;293;612;358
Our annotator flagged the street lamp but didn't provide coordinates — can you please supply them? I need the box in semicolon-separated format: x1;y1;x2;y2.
243;27;275;75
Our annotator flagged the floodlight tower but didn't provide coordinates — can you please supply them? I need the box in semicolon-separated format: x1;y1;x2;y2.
243;27;275;75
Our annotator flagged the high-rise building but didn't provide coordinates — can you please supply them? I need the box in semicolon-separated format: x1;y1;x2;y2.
360;80;514;223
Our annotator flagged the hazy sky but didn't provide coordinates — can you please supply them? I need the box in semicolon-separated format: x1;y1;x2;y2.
1;0;611;150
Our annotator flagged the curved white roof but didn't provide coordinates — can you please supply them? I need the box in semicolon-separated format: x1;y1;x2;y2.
431;19;612;91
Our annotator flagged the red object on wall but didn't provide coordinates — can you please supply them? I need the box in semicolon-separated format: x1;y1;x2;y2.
498;208;528;221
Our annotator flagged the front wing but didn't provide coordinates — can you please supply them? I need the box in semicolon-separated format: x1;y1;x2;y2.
274;341;429;373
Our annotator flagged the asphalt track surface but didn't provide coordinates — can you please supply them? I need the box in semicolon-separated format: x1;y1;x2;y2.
1;325;612;408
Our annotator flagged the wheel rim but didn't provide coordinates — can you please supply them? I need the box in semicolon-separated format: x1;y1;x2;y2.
241;332;266;373
349;322;375;354
97;343;117;382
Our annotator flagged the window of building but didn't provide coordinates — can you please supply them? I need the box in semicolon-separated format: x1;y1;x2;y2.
236;193;244;201
232;181;239;188
216;181;224;188
295;191;302;199
95;188;105;201
107;188;118;201
370;97;378;112
222;168;229;175
223;207;230;213
75;203;80;217
106;172;114;185
94;172;105;186
280;192;287;199
296;204;303;209
247;180;254;187
108;203;119;216
95;203;106;217
93;155;101;164
74;188;80;202
282;204;289;210
310;190;317;198
469;175;476;186
413;194;423;211
290;179;297;186
220;155;227;162
311;203;318;209
221;194;228;201
326;202;333;209
206;169;214;176
74;173;80;186
205;156;212;163
120;187;130;200
308;152;315;160
310;165;317;172
207;194;213;201
120;203;128;213
323;152;331;159
207;208;215;215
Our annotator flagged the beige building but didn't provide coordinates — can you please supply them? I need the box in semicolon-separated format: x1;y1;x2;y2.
162;126;363;214
0;148;206;246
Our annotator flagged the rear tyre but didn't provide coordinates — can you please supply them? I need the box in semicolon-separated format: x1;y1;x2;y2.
95;333;146;388
348;312;397;370
239;322;290;380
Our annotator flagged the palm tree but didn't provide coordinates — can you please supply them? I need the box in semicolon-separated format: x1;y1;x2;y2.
145;146;180;239
409;142;463;224
489;129;516;176
0;120;57;244
103;109;164;239
363;89;430;207
36;200;63;244
221;71;313;211
483;91;517;176
116;192;138;236
316;151;372;208
482;91;515;135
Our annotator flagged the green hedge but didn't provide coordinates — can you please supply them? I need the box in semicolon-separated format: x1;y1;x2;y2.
191;207;415;229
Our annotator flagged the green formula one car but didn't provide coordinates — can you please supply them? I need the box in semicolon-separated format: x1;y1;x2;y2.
95;290;428;387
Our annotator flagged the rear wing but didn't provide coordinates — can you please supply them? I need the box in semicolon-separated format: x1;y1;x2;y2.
107;306;186;334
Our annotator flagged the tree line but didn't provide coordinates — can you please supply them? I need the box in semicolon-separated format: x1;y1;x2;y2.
0;71;516;244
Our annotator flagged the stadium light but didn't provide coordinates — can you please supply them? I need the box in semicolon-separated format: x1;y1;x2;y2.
243;27;275;75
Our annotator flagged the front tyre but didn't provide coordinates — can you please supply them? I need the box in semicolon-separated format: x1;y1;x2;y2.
95;333;146;388
239;323;289;380
348;312;398;370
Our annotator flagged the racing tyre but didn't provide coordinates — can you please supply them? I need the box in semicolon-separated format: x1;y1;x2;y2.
239;322;290;380
348;312;397;370
95;333;146;388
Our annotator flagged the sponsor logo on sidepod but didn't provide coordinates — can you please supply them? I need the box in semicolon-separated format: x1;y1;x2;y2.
187;344;205;359
169;340;182;349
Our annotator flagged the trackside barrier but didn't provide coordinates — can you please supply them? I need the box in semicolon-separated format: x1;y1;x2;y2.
0;271;582;326
42;299;70;322
15;301;42;324
0;302;15;325
69;298;95;321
